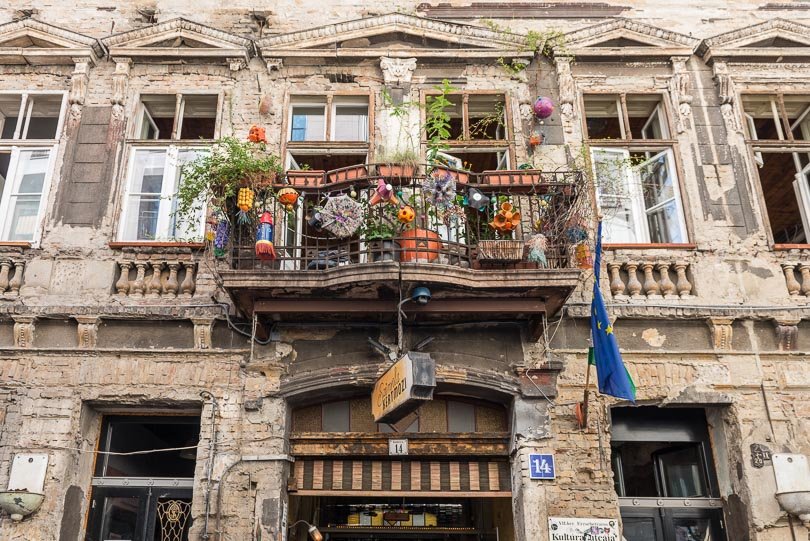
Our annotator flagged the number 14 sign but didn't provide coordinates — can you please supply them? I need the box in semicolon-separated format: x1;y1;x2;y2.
529;453;556;480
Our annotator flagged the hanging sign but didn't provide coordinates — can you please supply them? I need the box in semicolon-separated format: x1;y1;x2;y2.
372;352;435;424
548;517;619;541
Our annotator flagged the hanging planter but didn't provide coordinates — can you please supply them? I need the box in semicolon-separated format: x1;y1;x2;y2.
480;170;542;186
286;170;325;187
431;164;470;184
328;164;369;183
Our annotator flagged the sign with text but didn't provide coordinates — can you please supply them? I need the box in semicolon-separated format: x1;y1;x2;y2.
389;439;409;455
548;517;619;541
372;352;435;424
529;453;556;479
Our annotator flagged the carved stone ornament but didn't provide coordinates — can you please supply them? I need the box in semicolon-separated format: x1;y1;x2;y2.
713;61;742;133
13;316;35;348
191;317;215;350
264;57;283;72
707;317;734;350
111;59;131;107
774;319;800;352
555;57;576;134
670;56;693;134
380;57;417;86
228;57;247;72
74;315;100;349
69;60;90;106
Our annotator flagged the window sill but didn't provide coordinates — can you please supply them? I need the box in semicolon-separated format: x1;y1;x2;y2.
774;244;810;251
603;243;697;250
109;241;205;249
0;241;32;248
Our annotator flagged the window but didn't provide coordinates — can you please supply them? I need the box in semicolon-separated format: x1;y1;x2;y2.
742;94;810;243
118;94;218;241
0;92;65;242
585;93;687;244
288;95;369;143
611;407;726;541
423;91;510;173
85;415;200;541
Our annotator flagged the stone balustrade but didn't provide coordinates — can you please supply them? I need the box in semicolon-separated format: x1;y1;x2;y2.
114;258;197;298
781;262;810;298
606;260;694;300
0;258;25;296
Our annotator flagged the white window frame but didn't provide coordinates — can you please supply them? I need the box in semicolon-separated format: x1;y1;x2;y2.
0;91;67;245
117;145;208;242
131;92;222;141
331;96;369;142
288;99;328;143
592;147;688;244
287;95;371;143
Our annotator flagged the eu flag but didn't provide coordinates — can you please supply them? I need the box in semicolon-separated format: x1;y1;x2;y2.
590;221;636;401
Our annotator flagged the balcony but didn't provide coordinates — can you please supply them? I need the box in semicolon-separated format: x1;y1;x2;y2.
218;164;585;336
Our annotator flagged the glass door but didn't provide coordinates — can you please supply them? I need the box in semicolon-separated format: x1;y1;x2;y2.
86;486;192;541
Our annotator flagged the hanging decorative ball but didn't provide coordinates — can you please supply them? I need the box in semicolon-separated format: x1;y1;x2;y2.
237;187;255;224
276;187;299;212
397;205;416;224
369;179;399;206
533;96;554;120
350;189;358;198
247;125;267;143
255;211;277;261
213;219;230;258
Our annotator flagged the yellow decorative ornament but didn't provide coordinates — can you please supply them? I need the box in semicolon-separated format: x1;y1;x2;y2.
397;205;416;224
237;187;255;224
489;202;521;233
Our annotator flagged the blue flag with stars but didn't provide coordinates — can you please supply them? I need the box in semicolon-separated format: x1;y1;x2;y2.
591;221;636;401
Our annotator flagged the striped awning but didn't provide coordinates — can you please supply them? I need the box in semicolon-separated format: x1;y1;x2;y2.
291;458;511;496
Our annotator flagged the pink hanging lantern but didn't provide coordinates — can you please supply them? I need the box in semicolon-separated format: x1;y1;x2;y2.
533;96;554;120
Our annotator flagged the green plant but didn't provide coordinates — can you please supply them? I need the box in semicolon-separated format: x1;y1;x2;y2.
175;137;283;227
424;79;457;163
468;101;506;140
359;202;402;240
481;20;570;74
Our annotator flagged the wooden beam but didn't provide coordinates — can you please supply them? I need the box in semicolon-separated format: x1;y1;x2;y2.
253;298;546;314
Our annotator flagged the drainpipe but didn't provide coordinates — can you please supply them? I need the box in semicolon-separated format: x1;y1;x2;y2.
200;390;219;541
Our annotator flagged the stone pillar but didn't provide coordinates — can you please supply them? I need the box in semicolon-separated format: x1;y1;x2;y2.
74;316;100;349
13;316;35;348
192;317;215;350
511;396;553;541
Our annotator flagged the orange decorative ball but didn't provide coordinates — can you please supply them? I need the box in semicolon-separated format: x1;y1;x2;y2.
248;125;266;143
397;205;416;224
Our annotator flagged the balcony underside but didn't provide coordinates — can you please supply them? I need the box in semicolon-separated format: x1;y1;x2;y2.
220;262;581;337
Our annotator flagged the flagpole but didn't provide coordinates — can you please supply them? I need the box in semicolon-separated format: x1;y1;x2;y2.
582;361;592;428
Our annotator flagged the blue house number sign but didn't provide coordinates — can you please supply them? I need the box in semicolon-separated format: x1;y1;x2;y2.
529;453;556;480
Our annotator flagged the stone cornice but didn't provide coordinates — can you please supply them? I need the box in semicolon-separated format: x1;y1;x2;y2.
101;17;252;63
563;302;809;321
0;18;102;64
558;18;699;59
699;18;810;62
257;12;527;58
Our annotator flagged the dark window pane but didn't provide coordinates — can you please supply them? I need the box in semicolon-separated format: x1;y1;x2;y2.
673;517;715;541
180;95;217;139
622;517;661;541
99;418;200;478
100;496;140;541
24;95;62;139
585;95;623;139
322;400;351;432
447;401;475;432
0;94;22;139
658;446;708;497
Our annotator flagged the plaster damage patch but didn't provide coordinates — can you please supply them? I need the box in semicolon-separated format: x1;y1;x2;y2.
642;328;666;347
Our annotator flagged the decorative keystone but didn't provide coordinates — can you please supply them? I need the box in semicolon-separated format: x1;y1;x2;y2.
74;316;101;349
706;317;734;351
191;317;215;350
12;316;35;348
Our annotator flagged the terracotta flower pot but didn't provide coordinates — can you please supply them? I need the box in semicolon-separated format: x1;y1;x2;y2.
378;164;417;178
432;166;470;184
286;170;325;187
328;164;369;183
481;170;542;186
398;228;442;263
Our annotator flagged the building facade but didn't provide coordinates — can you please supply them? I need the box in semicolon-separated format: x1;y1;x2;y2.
0;2;809;541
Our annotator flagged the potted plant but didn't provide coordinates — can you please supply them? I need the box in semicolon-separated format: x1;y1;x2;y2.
176;136;283;230
286;164;325;187
472;197;525;263
377;148;420;178
359;202;401;262
431;156;471;184
481;164;542;186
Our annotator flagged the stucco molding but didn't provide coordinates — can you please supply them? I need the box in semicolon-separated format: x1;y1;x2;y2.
0;18;102;65
699;18;810;63
557;18;700;59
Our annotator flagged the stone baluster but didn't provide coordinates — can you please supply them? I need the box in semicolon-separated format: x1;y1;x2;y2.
641;262;661;298
164;262;180;297
180;262;196;298
674;261;693;298
657;262;677;298
608;262;626;298
0;260;11;293
115;262;132;296
146;261;163;298
130;262;147;298
782;263;801;296
799;263;810;297
625;263;643;298
8;262;24;294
